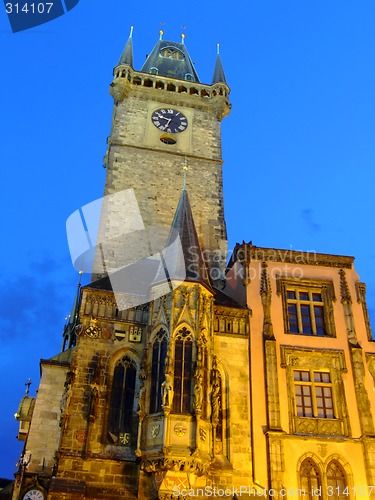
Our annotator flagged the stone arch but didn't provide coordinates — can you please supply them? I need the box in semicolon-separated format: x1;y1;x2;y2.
296;453;324;495
106;348;141;447
324;454;353;491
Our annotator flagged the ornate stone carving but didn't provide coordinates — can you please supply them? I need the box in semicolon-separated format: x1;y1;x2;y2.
350;347;375;435
260;262;274;339
339;269;357;343
173;423;187;437
356;282;374;341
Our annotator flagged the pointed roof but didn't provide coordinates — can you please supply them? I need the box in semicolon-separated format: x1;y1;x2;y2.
141;38;199;82
118;26;134;67
212;45;227;84
154;188;212;290
61;275;82;351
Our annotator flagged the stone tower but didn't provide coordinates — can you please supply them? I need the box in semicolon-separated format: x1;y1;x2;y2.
94;29;231;284
12;28;375;500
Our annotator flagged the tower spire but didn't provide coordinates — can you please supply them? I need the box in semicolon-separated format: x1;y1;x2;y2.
118;26;134;67
61;271;83;351
212;43;227;84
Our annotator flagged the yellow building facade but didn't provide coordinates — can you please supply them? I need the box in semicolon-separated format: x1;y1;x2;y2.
11;31;375;500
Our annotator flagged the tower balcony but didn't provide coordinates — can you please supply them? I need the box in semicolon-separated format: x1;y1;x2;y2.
110;66;231;119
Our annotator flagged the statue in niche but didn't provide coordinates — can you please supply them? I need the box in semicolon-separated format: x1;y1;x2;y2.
162;371;174;409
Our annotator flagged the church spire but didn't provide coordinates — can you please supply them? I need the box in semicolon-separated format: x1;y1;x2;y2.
117;26;134;67
61;271;83;351
212;44;227;84
154;189;212;290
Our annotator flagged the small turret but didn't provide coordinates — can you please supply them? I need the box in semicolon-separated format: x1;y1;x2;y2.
212;44;227;84
117;26;134;68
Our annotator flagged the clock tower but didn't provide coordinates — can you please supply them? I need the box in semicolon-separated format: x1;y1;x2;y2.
95;29;231;284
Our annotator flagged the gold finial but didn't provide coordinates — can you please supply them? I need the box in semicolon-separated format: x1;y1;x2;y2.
217;43;220;55
181;33;186;44
159;29;164;40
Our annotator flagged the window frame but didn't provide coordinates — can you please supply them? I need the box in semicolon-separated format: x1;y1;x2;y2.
107;355;138;447
294;369;335;419
281;346;350;437
172;327;193;414
149;328;168;414
277;277;336;337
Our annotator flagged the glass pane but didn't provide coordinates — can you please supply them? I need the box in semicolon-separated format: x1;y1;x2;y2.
288;304;298;333
287;291;296;299
301;371;310;382
312;293;322;302
301;305;312;334
299;292;309;301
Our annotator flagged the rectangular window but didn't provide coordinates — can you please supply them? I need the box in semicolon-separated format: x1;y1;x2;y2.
294;370;335;419
287;289;326;336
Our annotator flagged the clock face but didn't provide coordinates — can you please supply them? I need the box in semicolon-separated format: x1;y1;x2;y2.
151;108;188;133
23;489;45;500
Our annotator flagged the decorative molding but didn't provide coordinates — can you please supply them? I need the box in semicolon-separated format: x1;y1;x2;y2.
260;262;274;339
280;346;350;437
339;269;357;343
356;282;374;341
277;276;336;338
234;244;354;269
349;346;375;435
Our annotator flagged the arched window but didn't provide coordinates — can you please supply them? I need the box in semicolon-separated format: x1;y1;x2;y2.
172;327;193;414
150;329;167;414
327;460;348;500
107;356;137;447
300;458;321;500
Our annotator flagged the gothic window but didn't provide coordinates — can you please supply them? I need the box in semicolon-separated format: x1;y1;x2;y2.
326;460;348;500
300;458;322;500
185;73;194;81
107;356;137;446
150;67;158;74
150;329;167;414
278;278;336;337
172;327;193;414
294;370;334;418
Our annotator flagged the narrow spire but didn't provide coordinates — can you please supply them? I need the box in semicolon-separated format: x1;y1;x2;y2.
118;26;134;67
61;271;83;351
153;189;212;290
159;29;164;40
181;33;186;45
212;44;227;84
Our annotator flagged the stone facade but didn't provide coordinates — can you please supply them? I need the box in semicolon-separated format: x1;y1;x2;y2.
12;34;375;500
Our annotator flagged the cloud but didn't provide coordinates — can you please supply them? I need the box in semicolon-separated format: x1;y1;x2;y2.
301;208;321;233
0;256;73;344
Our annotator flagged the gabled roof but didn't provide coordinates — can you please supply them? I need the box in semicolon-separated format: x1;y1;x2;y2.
141;39;199;82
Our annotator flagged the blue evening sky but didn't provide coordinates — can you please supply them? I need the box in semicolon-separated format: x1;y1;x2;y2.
1;0;375;478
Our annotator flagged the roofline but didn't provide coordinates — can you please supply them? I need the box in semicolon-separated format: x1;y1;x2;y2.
231;243;354;269
113;65;231;91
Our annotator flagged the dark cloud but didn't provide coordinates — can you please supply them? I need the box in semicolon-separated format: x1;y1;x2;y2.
0;257;74;344
301;208;321;233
